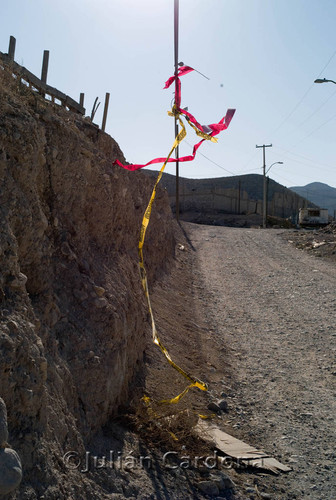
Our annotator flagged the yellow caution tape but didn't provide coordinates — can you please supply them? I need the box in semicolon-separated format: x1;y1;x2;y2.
139;115;208;404
142;395;151;405
142;396;179;441
186;120;218;143
168;431;179;441
168;107;218;143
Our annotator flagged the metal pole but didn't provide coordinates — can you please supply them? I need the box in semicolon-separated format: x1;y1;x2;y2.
256;144;272;228
174;0;179;221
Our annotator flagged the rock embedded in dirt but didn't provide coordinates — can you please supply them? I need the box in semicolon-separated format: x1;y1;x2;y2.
207;399;229;413
217;399;229;412
207;401;221;413
0;398;22;495
245;486;256;493
196;479;220;496
0;448;23;495
0;398;8;446
93;285;105;297
6;272;28;290
211;472;235;491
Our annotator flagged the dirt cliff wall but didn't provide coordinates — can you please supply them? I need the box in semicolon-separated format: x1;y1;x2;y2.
0;66;175;497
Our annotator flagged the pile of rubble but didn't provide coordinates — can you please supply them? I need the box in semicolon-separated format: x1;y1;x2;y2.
286;222;336;261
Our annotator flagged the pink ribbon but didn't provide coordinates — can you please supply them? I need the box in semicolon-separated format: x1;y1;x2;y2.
163;65;194;107
114;109;235;171
113;68;235;171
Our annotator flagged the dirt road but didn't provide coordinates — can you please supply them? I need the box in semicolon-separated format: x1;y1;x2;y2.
183;223;336;499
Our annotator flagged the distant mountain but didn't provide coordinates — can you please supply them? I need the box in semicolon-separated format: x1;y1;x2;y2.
289;182;336;216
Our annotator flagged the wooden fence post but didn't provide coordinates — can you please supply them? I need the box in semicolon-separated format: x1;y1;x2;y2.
41;50;49;83
8;36;16;61
101;92;110;131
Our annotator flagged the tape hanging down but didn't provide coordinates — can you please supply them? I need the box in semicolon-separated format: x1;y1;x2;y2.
114;67;235;403
138;119;208;403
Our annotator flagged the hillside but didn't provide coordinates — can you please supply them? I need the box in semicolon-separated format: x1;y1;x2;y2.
144;171;285;200
290;182;336;216
0;61;178;498
144;170;310;225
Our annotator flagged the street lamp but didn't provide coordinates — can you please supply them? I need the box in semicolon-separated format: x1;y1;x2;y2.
266;161;283;174
314;78;336;85
264;161;283;228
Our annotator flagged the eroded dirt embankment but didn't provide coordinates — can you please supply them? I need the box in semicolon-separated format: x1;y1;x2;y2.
0;67;175;498
3;64;335;500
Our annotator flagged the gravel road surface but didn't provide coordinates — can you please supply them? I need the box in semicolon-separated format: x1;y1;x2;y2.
184;223;336;500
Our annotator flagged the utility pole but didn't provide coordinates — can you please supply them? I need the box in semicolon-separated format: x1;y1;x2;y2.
174;0;180;221
266;176;270;219
256;144;272;228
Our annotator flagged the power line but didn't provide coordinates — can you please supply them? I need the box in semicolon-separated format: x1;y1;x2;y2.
297;88;336;128
292;111;336;147
275;170;324;186
317;48;336;78
271;49;336;136
184;140;236;175
184;140;265;177
273;145;336;172
271;86;315;136
239;150;259;171
272;172;297;186
236;166;261;174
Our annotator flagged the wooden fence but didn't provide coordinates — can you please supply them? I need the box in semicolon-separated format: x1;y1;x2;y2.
1;35;111;130
0;36;85;115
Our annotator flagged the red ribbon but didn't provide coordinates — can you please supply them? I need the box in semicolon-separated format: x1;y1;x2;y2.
163;65;194;107
114;109;236;171
177;106;205;133
113;68;235;171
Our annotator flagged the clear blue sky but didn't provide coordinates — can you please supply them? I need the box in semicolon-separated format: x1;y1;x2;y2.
2;0;336;188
